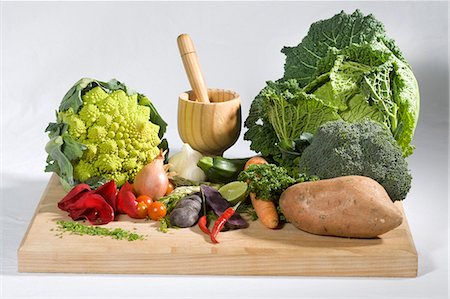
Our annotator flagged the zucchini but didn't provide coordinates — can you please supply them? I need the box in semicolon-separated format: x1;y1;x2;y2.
197;157;250;183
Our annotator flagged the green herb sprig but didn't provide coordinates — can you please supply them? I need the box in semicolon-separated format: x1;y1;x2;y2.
238;164;317;201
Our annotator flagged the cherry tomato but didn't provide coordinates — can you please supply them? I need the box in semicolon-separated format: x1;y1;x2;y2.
165;182;174;196
136;201;148;219
148;202;167;221
136;195;153;208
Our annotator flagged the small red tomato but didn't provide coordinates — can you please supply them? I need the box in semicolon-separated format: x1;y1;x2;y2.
136;201;148;219
136;195;153;208
165;182;174;196
148;202;167;221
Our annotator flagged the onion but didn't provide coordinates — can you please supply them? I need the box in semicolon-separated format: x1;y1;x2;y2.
168;143;206;182
133;150;169;200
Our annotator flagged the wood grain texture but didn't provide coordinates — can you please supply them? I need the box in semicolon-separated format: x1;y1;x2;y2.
177;34;210;103
18;174;418;276
178;89;241;155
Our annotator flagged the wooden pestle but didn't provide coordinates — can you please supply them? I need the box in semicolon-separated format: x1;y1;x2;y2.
177;34;210;103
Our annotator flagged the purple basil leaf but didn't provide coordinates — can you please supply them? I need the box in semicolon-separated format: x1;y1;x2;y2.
200;185;248;229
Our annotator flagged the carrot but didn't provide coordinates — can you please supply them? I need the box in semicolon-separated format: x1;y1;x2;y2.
244;156;279;229
250;192;279;229
244;156;268;170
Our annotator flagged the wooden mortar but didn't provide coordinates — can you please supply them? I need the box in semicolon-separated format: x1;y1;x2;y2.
178;89;241;155
177;33;241;155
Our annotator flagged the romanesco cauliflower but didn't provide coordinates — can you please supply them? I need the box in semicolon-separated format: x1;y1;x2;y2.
45;78;167;189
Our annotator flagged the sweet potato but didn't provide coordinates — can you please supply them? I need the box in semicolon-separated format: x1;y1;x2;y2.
279;176;403;238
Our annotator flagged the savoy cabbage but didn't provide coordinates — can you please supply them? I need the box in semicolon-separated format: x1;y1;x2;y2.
244;10;420;166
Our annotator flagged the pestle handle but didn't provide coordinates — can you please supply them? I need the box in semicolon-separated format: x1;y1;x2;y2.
177;34;210;103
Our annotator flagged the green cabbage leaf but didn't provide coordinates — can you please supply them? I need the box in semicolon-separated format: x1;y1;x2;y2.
244;9;419;166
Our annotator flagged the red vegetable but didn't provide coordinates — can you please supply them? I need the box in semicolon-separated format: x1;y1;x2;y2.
67;193;115;225
198;189;211;235
210;205;239;244
200;185;248;230
92;180;117;212
198;215;210;235
117;182;146;219
58;183;91;211
58;183;115;225
58;180;150;225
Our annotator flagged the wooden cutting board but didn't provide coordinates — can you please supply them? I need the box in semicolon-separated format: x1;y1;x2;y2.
18;174;418;277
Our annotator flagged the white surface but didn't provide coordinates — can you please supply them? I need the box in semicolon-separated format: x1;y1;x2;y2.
1;1;449;298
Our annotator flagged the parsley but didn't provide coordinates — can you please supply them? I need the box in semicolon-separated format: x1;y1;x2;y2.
238;164;317;201
158;216;171;233
55;220;145;241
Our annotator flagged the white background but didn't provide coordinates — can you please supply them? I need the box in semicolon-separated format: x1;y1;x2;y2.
1;1;449;298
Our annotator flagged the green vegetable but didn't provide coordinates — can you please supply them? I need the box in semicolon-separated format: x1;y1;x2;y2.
158;186;201;214
237;164;317;201
55;220;145;241
45;78;167;189
197;156;250;183
302;43;419;157
244;10;419;166
281;10;407;86
299;120;411;201
245;80;340;174
158;216;173;233
169;176;200;187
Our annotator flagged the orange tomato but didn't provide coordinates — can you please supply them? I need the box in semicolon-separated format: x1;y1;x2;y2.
136;201;148;219
148;202;167;221
165;182;174;196
136;195;153;208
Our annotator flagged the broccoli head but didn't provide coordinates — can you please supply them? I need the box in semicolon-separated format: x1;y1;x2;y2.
299;120;411;201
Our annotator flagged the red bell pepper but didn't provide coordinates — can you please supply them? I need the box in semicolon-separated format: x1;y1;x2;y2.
58;180;147;224
58;183;115;225
92;180;117;212
117;182;145;219
67;193;115;225
58;183;91;211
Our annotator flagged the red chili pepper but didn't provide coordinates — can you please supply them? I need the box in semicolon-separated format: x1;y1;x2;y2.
198;215;210;235
198;187;211;235
210;202;241;244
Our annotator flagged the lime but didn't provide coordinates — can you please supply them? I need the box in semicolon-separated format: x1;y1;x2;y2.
218;181;248;206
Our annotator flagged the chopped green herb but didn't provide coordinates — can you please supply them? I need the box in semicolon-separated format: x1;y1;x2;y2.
55;220;145;241
158;216;171;233
158;216;180;233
